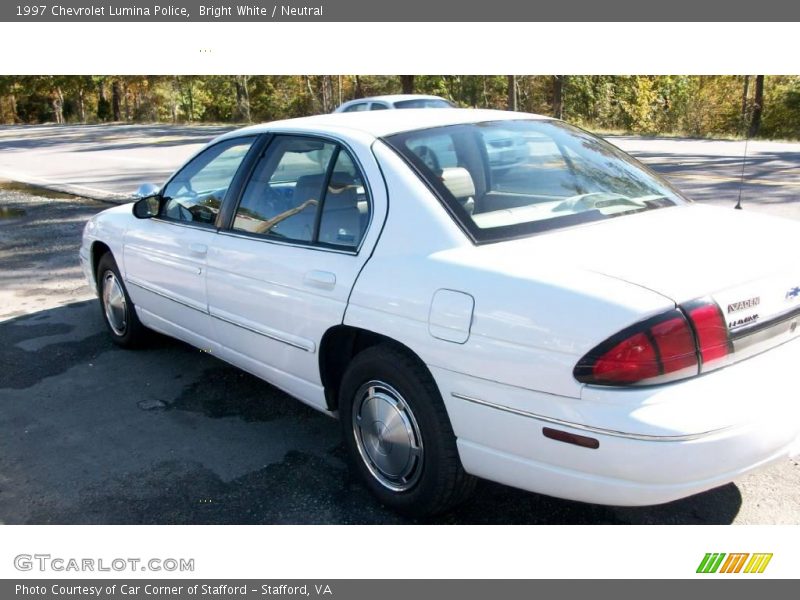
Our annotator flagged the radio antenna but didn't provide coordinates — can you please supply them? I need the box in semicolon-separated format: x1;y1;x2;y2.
734;135;749;210
735;86;751;210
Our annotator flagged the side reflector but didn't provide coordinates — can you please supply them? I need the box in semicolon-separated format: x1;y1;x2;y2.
543;427;600;449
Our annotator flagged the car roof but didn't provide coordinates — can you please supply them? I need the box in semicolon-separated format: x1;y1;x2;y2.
218;109;551;142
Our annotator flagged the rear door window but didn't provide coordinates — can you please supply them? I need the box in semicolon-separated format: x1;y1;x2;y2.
232;136;371;250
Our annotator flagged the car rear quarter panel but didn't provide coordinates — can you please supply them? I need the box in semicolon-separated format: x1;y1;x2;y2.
347;142;676;399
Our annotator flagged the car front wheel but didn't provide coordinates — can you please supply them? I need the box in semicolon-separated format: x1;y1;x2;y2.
96;252;147;347
339;343;476;516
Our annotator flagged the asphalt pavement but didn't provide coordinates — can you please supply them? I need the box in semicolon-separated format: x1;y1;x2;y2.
2;123;799;219
0;124;233;200
1;124;799;524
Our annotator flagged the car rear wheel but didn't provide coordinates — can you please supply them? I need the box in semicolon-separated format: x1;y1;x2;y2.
339;343;476;516
96;252;147;347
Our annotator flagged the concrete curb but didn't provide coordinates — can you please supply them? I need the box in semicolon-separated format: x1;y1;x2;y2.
0;176;132;205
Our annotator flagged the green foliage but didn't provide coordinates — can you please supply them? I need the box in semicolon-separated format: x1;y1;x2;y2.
760;76;800;139
2;75;800;139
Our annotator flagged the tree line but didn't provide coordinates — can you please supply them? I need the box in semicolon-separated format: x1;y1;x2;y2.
1;75;797;139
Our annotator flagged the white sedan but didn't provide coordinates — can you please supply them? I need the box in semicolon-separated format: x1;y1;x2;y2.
80;109;800;516
333;93;455;112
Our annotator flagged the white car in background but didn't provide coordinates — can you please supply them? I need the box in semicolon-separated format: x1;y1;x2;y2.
80;109;800;516
333;94;455;112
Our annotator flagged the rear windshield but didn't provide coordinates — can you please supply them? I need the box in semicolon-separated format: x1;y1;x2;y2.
384;120;688;243
393;99;455;109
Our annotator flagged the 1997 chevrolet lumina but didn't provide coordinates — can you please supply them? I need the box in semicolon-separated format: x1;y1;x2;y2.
80;109;800;515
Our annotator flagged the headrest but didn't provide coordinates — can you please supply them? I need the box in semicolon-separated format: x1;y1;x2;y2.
440;167;476;199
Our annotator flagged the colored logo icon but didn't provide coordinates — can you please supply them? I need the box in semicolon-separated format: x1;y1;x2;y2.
697;553;773;574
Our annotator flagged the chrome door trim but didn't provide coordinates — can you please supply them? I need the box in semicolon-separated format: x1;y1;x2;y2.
128;277;315;352
217;230;359;256
209;310;315;352
126;277;207;314
450;392;729;442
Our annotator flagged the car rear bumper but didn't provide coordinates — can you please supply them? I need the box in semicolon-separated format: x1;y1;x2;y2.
431;336;800;506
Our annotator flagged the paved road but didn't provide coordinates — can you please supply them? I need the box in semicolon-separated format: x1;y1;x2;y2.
612;135;800;221
0;124;233;200
1;124;799;524
2;124;799;220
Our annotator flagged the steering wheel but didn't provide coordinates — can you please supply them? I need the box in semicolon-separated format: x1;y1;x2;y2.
413;145;442;174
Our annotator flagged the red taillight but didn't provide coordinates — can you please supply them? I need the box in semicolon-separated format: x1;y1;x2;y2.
684;300;731;365
575;310;698;385
575;299;731;386
650;316;699;373
591;331;660;383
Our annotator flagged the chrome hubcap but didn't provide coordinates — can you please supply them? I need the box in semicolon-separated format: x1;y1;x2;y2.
101;270;128;336
352;380;423;492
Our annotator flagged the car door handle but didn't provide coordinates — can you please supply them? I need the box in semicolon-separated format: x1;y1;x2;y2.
304;270;336;291
189;243;208;256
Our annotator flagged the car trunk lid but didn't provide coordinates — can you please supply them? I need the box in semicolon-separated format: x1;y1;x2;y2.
493;203;800;364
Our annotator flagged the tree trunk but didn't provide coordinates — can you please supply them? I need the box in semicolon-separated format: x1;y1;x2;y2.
741;75;750;123
507;75;517;111
320;75;334;113
97;79;110;121
9;93;19;123
749;75;764;137
553;76;565;119
187;78;194;122
123;82;130;121
171;78;180;123
354;75;364;99
400;75;414;95
77;88;86;123
305;76;319;112
112;80;122;121
52;87;64;124
234;75;251;122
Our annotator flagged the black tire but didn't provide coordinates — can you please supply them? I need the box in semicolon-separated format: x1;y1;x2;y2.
339;343;476;517
96;252;147;348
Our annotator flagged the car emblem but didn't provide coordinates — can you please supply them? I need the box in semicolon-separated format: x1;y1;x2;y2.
728;314;759;329
786;287;800;300
727;297;760;313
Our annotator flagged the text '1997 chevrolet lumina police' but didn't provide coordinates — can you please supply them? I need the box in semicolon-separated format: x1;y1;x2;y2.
40;5;190;17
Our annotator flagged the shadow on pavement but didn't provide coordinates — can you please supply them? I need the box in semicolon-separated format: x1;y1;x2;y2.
634;151;800;211
0;300;743;525
0;124;234;152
